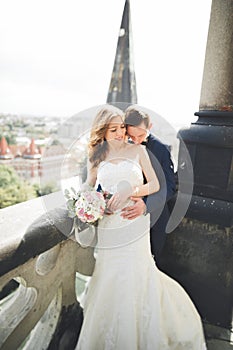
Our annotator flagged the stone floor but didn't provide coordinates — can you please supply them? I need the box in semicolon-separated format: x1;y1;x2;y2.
204;323;233;349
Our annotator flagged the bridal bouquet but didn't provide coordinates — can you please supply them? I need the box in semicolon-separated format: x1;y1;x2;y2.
65;187;110;247
65;187;106;224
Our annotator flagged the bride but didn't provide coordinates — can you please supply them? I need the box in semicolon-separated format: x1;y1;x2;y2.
75;105;206;349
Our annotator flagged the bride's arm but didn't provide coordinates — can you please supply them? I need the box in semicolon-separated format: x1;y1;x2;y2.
80;159;97;190
135;145;160;196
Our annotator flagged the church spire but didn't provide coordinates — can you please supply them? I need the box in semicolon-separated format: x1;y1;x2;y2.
0;136;13;159
106;0;137;110
23;138;41;159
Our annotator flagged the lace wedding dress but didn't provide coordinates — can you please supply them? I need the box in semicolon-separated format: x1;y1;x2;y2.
76;159;206;350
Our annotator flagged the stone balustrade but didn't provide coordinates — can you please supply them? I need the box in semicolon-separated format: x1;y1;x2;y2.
0;193;95;349
0;191;232;349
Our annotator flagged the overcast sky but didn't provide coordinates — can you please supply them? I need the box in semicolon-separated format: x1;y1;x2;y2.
0;0;212;126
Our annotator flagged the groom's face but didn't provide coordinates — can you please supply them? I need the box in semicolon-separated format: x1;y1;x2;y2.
127;122;148;145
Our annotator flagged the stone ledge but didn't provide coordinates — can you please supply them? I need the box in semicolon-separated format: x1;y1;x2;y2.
0;192;74;277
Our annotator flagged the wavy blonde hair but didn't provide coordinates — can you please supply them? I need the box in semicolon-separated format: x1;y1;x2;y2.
88;105;125;168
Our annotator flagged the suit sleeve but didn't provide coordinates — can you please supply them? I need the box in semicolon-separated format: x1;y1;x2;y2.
143;144;176;215
161;146;176;201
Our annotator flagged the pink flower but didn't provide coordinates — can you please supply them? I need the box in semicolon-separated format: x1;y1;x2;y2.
77;208;84;216
74;190;106;224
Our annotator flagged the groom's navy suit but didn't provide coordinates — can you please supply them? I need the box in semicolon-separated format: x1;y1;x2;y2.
143;133;176;266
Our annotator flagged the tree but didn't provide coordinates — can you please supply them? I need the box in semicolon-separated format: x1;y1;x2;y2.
33;182;58;197
0;164;35;208
51;139;61;146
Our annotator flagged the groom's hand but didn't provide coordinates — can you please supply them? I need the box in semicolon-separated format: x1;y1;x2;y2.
121;197;146;220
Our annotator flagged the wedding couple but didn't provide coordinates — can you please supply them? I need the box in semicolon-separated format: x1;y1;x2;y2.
75;105;206;349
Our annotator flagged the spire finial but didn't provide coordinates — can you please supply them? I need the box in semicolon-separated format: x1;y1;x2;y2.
107;0;137;110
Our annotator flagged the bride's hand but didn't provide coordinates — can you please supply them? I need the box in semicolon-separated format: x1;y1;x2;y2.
107;192;123;212
107;182;133;211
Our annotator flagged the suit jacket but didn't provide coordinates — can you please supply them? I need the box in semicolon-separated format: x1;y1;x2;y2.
143;133;176;235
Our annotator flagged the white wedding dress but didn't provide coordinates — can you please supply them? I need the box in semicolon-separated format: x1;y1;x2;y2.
76;159;207;350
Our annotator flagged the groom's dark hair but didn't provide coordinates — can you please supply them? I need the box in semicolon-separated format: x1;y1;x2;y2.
125;107;150;128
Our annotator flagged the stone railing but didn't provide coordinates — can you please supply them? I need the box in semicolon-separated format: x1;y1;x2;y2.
0;192;95;350
1;192;232;349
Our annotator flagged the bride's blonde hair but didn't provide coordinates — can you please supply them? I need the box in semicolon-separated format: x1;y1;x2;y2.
88;105;125;168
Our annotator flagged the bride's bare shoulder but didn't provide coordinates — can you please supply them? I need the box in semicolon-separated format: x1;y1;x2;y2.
125;143;145;152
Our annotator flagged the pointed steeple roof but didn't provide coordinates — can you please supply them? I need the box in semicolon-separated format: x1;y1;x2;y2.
0;136;13;159
23;138;41;159
107;0;137;110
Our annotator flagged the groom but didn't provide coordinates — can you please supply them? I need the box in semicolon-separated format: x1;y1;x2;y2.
121;107;176;267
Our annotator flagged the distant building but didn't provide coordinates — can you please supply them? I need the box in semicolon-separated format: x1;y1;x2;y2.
0;137;69;186
57;117;90;140
39;143;67;186
0;136;42;181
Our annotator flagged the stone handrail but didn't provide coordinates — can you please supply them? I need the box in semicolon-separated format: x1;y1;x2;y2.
1;192;232;349
0;192;95;350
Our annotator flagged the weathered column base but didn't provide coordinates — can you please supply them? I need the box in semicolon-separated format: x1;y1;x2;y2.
160;218;233;331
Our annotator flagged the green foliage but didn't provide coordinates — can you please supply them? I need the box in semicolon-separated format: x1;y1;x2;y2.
51;139;61;146
0;164;35;208
33;182;58;197
13;120;29;128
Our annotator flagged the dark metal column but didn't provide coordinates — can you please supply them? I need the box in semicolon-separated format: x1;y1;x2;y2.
179;0;233;235
161;0;233;342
